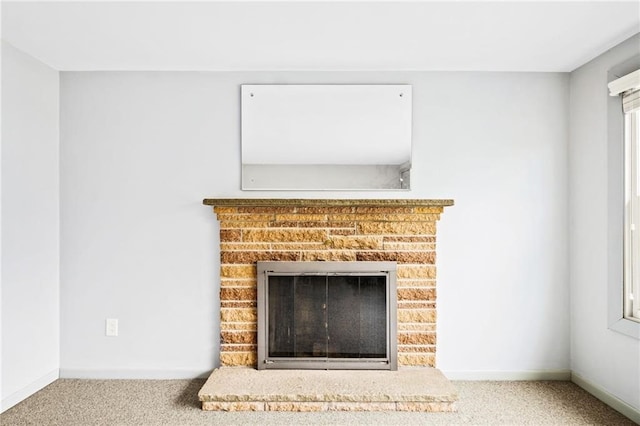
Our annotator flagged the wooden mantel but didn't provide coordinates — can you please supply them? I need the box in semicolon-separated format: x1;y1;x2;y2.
203;198;454;207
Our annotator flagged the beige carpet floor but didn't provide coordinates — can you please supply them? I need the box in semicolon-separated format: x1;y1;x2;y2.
1;379;637;425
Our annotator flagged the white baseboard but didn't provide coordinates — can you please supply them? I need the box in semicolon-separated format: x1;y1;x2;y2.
571;372;640;424
441;370;572;381
1;369;59;413
59;368;211;380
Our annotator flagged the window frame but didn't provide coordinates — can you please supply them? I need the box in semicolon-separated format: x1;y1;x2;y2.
607;60;640;339
624;109;640;323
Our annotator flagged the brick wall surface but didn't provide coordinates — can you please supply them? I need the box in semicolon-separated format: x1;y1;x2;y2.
212;202;447;368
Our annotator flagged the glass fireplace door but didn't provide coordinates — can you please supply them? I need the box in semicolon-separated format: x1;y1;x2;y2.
258;261;397;370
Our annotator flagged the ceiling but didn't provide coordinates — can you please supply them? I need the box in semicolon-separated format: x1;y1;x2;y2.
2;1;639;72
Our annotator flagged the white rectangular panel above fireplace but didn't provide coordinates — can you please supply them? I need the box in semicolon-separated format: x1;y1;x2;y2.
241;85;412;190
257;261;398;370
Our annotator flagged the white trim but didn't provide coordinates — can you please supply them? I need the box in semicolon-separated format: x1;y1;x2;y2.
59;368;211;380
609;69;640;96
609;316;640;338
441;370;571;381
1;369;59;413
572;372;640;424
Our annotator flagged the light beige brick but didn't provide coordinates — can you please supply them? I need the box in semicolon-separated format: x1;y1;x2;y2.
221;251;299;264
384;236;436;243
217;214;274;222
397;288;436;301
301;251;357;261
220;221;271;229
328;213;440;222
398;309;436;323
220;308;257;323
238;206;295;214
398;301;436;310
358;222;436;235
220;265;256;279
324;236;383;249
220;301;256;308
297;206;354;214
220;243;271;251
329;229;356;236
271;242;327;250
220;322;257;331
397;323;436;332
271;220;339;228
414;207;444;214
398;332;436;345
356;251;434;264
220;352;256;366
220;279;256;288
213;207;238;214
397;265;437;279
398;353;436;367
220;287;257;301
354;206;414;214
243;229;327;243
325;221;356;228
382;214;441;222
220;344;257;352
396;279;435;288
383;242;436;251
220;331;257;344
397;344;436;353
219;229;242;242
275;213;328;221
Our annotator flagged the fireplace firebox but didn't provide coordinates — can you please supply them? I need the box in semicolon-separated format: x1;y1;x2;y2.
257;261;398;370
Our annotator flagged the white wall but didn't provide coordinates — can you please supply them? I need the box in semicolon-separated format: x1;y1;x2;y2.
1;42;60;411
59;71;570;378
569;34;640;413
430;73;570;378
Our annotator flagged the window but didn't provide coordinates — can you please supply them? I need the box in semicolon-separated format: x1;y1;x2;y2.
610;69;640;323
624;104;640;322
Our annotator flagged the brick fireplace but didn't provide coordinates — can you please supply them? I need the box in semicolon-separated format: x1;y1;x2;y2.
203;199;454;369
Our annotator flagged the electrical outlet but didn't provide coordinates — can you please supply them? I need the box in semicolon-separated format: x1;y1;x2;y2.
106;318;118;337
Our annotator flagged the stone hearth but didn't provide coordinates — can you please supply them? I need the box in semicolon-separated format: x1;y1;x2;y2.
198;367;458;412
